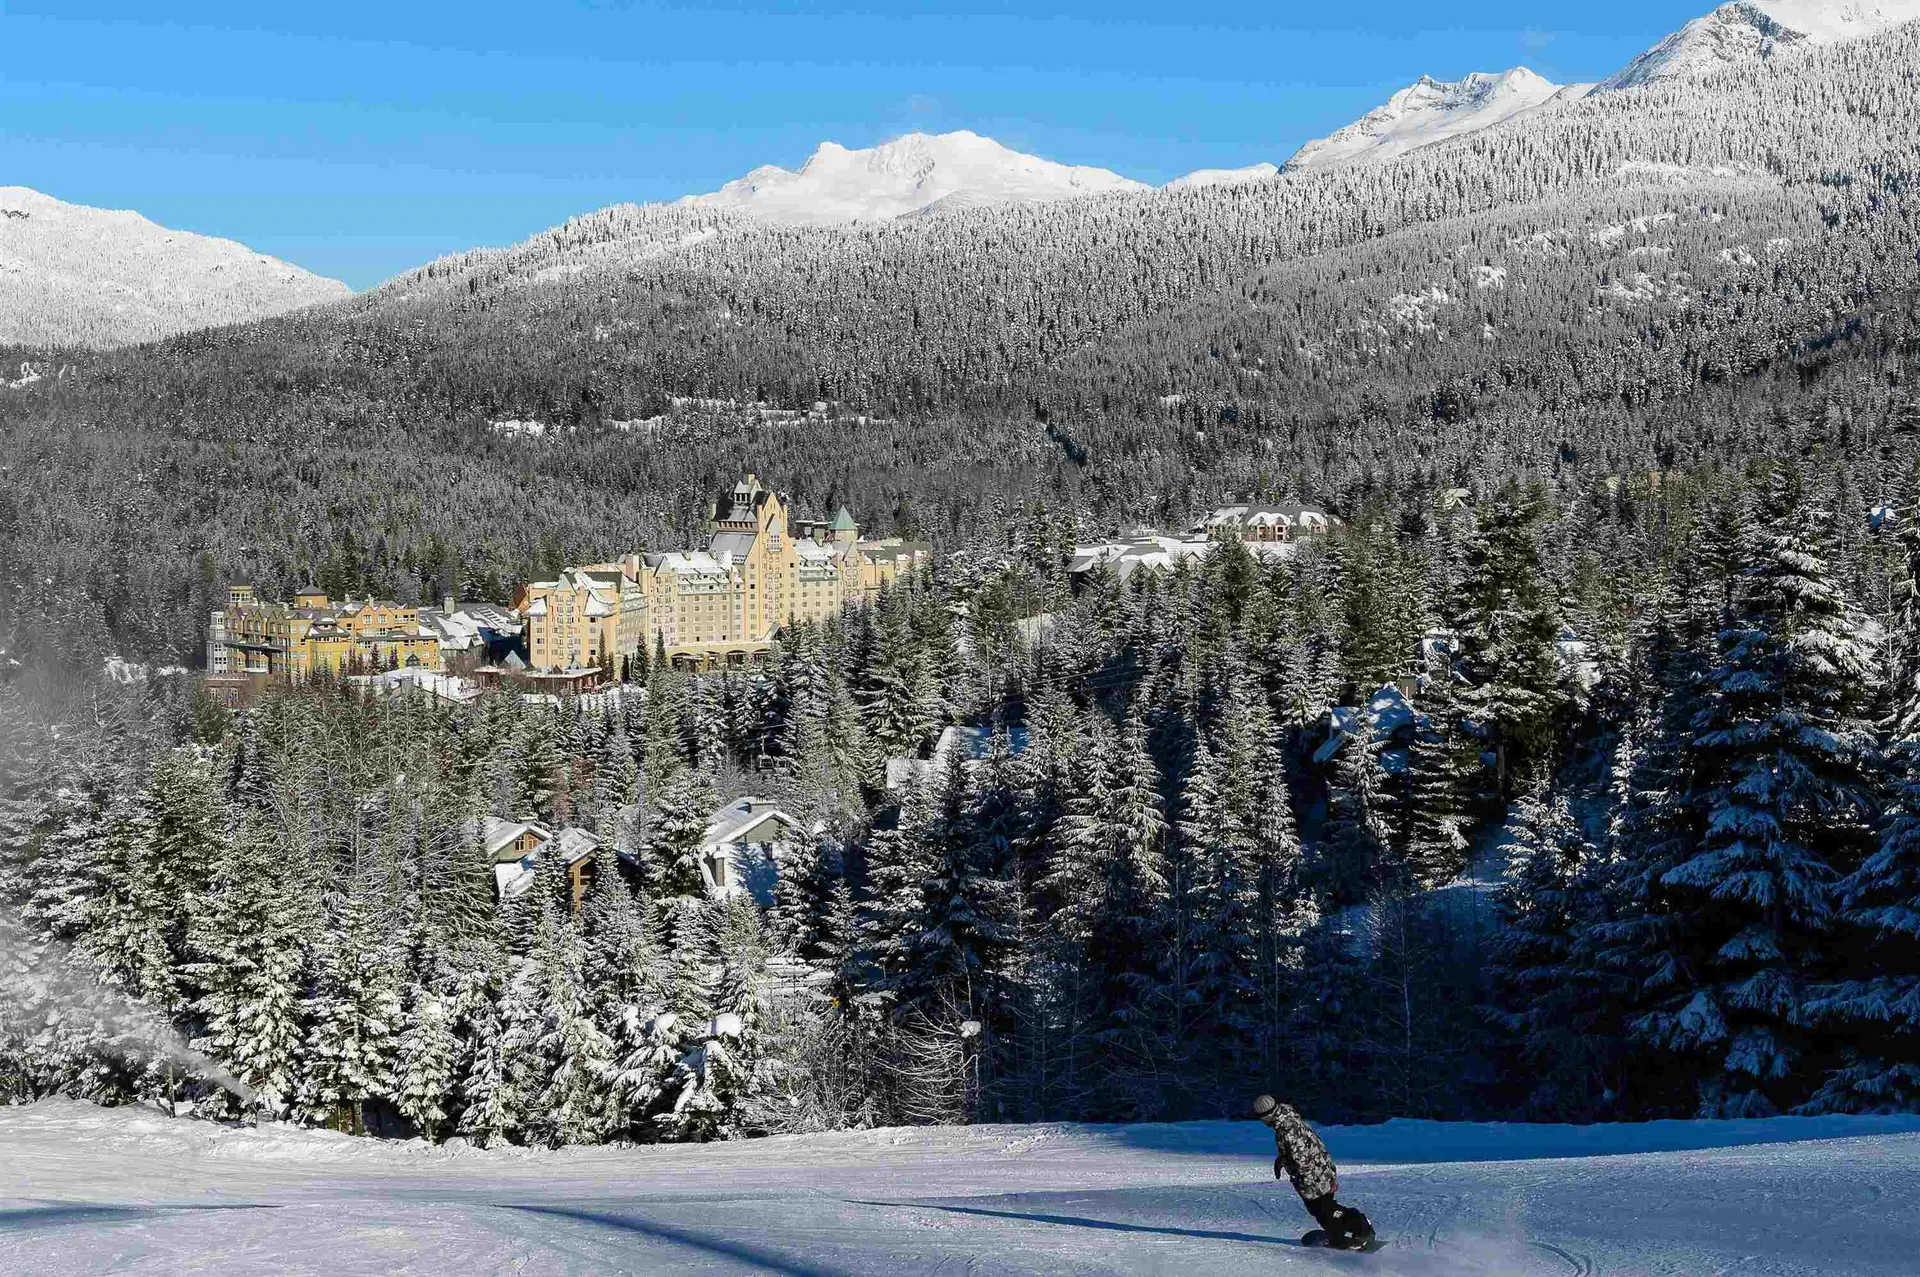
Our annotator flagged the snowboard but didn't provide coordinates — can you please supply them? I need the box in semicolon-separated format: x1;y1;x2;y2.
1300;1229;1387;1253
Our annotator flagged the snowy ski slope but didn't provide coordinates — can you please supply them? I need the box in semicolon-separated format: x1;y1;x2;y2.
2;1100;1917;1274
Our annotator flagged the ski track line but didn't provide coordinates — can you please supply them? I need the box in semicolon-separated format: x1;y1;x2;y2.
1529;1240;1595;1277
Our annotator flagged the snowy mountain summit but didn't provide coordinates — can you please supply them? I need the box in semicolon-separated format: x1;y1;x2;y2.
1282;68;1564;172
1600;0;1920;90
1163;163;1280;191
0;187;349;349
681;131;1149;226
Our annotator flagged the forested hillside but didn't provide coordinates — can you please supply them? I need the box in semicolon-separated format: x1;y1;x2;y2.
5;28;1920;677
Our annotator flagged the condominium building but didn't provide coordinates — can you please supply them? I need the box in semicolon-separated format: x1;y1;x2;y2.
214;588;443;680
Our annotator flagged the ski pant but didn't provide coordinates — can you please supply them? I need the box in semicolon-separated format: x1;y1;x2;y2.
1304;1193;1375;1249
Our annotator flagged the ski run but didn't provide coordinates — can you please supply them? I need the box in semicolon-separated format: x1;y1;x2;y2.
2;1100;1916;1274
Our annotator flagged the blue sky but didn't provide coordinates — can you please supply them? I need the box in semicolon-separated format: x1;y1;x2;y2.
1;1;1713;290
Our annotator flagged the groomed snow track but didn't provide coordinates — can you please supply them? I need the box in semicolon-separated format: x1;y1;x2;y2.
2;1102;1916;1274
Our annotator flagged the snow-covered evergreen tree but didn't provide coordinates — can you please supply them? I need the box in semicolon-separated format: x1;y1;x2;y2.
1806;496;1920;1112
1456;486;1568;792
185;811;308;1115
1639;466;1879;1116
299;870;405;1132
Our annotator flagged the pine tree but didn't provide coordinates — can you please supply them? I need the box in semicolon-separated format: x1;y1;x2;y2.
82;791;181;1014
641;662;688;795
651;768;719;958
891;748;1014;1040
862;590;934;759
1806;497;1920;1112
394;971;460;1141
1490;783;1618;1119
1456;486;1568;792
185;811;308;1116
587;719;638;837
1324;719;1391;901
527;894;619;1146
1639;466;1879;1116
141;746;228;996
1396;663;1475;888
299;873;405;1132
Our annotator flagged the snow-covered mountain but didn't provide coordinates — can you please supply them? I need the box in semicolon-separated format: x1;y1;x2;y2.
0;187;349;349
1282;68;1566;173
680;131;1148;226
1163;163;1279;191
1600;0;1920;90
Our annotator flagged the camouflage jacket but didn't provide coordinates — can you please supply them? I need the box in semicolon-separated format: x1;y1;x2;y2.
1265;1102;1337;1201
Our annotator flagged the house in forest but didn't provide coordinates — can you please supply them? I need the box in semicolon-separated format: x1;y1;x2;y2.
1067;501;1337;590
1193;501;1340;544
483;817;601;911
1068;533;1216;584
884;723;1031;793
699;797;810;904
1314;685;1419;772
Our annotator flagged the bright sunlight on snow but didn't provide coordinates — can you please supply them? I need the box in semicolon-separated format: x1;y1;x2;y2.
3;1101;1916;1275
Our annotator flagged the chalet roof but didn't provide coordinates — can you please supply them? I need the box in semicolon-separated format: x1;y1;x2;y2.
548;827;601;867
475;815;552;860
862;540;931;564
1195;502;1339;531
1313;686;1417;765
703;797;807;850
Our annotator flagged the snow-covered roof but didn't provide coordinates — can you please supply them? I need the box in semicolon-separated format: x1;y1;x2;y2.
351;668;482;704
885;724;1030;791
488;824;597;900
1314;685;1418;765
703;797;807;850
548;827;601;867
477;816;551;859
648;550;734;578
708;531;757;561
494;858;536;900
1069;535;1217;581
1194;502;1338;533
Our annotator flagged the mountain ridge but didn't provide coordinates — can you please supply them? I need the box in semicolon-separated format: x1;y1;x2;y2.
0;186;349;350
1600;0;1920;89
1282;68;1568;173
678;130;1151;226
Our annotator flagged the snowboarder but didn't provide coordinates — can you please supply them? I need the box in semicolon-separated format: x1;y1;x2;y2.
1249;1094;1378;1252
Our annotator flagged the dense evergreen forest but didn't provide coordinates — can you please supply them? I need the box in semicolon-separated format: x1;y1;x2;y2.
3;458;1919;1135
3;19;1920;1138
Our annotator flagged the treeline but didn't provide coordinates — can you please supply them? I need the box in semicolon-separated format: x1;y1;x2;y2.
3;452;1917;1136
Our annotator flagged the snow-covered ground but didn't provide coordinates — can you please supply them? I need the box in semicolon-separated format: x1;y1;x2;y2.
3;1101;1917;1275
